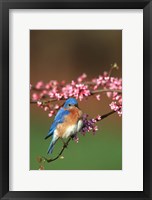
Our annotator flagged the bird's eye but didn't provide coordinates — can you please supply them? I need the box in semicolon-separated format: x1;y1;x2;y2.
68;104;71;107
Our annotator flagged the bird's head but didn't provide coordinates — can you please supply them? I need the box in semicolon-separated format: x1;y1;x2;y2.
63;98;78;109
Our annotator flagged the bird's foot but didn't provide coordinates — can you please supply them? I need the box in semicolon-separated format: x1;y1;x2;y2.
61;138;68;148
71;135;75;139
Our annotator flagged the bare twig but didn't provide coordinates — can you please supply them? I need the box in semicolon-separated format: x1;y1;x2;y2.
101;110;116;120
108;63;119;77
90;89;121;95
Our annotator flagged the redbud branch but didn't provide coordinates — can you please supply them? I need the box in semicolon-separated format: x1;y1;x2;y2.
30;98;62;104
30;89;122;104
31;82;95;91
90;89;121;95
101;110;116;120
42;109;117;164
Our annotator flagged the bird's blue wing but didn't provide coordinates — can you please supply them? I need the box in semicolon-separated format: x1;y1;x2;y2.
45;108;69;139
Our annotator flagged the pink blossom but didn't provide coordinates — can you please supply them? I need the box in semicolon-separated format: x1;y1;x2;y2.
107;92;112;98
44;106;49;111
48;110;55;117
37;101;42;107
32;93;39;101
73;135;79;143
96;115;101;120
35;81;44;89
54;104;60;110
96;94;101;101
77;73;87;83
45;84;50;89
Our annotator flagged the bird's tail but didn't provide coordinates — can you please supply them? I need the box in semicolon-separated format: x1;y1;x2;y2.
47;135;58;154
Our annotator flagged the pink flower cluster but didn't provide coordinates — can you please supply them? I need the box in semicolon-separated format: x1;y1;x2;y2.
31;74;90;102
81;114;102;135
37;101;60;118
91;72;122;115
61;81;90;101
31;80;63;101
30;71;122;120
109;102;122;116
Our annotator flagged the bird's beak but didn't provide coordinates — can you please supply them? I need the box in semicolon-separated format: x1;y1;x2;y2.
75;104;79;108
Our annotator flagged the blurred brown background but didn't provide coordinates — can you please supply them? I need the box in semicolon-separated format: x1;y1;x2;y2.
30;30;121;82
30;30;122;170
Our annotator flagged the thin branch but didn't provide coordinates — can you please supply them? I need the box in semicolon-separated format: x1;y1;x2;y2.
101;110;116;120
31;89;122;104
108;63;119;77
30;98;60;104
90;89;121;95
42;109;117;164
42;137;72;163
31;82;95;91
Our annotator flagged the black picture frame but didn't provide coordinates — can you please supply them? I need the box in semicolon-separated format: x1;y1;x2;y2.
0;0;151;199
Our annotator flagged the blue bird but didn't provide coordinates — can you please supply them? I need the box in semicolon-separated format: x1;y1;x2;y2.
45;98;83;154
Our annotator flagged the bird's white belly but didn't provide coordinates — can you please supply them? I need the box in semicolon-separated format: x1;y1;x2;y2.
62;119;83;138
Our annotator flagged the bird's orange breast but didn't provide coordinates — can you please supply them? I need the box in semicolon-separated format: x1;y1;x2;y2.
56;107;82;137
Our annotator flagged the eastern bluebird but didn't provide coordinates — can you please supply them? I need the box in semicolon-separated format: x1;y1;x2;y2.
45;98;83;154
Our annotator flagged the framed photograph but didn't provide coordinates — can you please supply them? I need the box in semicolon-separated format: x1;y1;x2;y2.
0;0;152;199
30;29;122;171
